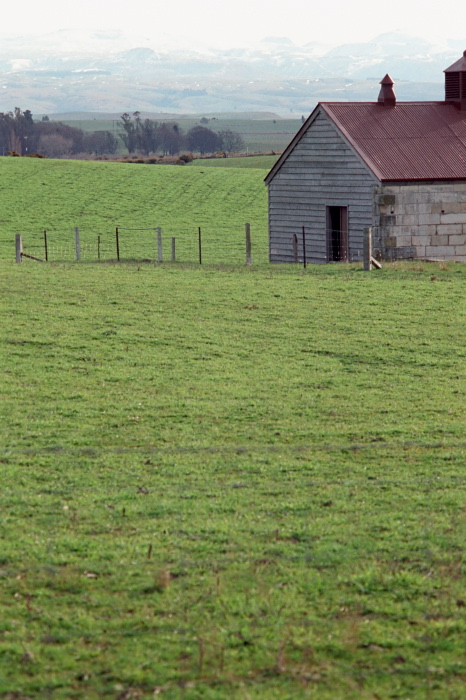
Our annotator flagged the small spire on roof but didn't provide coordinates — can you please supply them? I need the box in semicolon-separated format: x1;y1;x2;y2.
378;74;396;107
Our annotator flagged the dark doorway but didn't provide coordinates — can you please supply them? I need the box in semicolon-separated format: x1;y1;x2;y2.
327;206;348;261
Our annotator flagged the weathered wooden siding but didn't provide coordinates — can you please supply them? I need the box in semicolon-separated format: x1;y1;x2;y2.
268;109;378;263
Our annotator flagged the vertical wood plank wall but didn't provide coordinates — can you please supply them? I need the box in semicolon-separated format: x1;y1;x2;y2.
268;110;378;263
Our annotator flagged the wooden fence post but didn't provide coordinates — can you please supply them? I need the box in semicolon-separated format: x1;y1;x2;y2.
15;234;23;263
74;227;81;261
363;227;372;270
245;223;251;265
302;226;307;269
157;227;163;263
293;234;298;263
171;237;176;262
97;235;101;260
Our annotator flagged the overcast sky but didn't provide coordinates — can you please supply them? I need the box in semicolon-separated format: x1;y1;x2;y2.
1;0;465;49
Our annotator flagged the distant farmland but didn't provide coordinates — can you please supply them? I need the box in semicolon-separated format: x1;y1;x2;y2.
58;115;301;154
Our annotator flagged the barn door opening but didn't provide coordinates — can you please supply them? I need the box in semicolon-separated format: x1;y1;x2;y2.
327;206;348;262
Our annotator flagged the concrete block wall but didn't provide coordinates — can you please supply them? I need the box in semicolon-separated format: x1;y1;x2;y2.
373;183;466;261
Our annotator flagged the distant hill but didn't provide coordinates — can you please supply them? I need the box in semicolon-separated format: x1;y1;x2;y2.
45;111;283;121
0;30;459;115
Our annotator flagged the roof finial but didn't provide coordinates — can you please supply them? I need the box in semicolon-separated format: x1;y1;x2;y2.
378;74;396;107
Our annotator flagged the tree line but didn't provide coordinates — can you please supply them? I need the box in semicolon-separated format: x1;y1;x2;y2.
0;108;118;158
119;112;245;156
0;108;246;159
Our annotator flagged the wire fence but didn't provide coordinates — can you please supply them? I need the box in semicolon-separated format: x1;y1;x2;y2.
16;223;267;266
15;218;463;268
282;224;433;265
286;229;366;265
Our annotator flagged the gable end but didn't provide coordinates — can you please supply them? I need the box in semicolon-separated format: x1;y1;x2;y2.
264;105;322;185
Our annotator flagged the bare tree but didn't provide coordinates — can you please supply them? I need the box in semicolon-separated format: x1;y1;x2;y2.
159;122;184;155
35;121;84;153
218;129;245;153
38;134;73;158
82;130;118;156
139;119;161;155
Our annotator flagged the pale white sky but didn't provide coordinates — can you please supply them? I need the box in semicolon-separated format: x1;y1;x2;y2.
1;0;464;49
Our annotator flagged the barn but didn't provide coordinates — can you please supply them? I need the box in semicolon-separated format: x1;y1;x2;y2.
265;51;466;264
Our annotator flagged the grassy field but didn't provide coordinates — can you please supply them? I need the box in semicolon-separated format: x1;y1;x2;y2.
1;157;466;698
0;158;269;264
190;155;279;169
1;258;466;699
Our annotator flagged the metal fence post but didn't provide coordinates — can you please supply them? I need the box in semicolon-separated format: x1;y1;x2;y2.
171;237;176;262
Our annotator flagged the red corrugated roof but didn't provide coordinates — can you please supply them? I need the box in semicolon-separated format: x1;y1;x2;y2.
321;102;466;181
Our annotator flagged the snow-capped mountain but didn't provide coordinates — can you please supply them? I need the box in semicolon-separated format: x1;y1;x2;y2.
0;30;461;115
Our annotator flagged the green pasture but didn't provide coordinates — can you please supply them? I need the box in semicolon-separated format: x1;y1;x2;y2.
1;257;466;699
0;158;269;264
190;155;279;169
